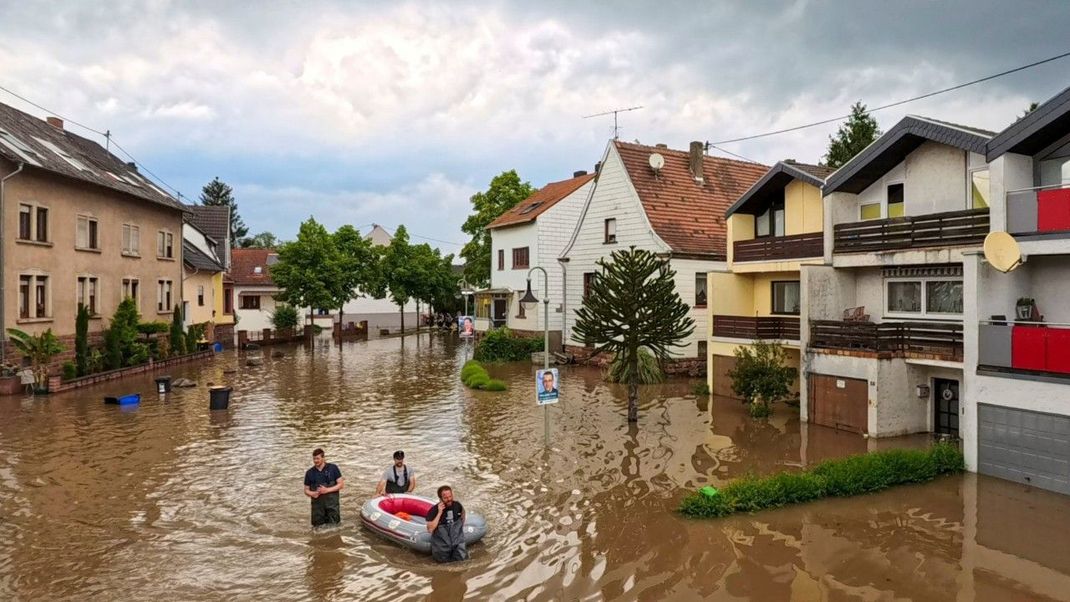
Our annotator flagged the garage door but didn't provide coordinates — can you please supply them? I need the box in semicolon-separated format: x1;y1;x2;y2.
808;374;868;434
711;355;737;399
978;404;1070;496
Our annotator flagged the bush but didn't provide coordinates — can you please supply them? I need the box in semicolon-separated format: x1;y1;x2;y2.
679;442;964;519
127;342;151;366
606;348;665;384
270;304;300;331
137;321;169;335
459;360;508;391
465;372;491;389
728;341;797;418
692;382;711;396
748;401;773;419
474;327;543;362
75;304;90;377
483;379;508;391
186;323;207;352
62;361;77;380
107;299;142;369
170;306;187;356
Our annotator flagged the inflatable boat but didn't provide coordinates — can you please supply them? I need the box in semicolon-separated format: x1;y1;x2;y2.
360;494;487;553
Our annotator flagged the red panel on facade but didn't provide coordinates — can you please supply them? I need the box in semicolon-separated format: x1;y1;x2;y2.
1037;188;1070;232
1045;327;1070;374
1012;325;1047;371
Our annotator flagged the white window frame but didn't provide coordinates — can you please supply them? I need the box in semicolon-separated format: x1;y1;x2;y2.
76;274;100;315
122;277;140;310
122;224;141;256
76;214;100;250
884;276;963;320
18;271;51;320
157;230;174;259
858;178;905;221
197;285;205;306
157;279;174;313
17;201;49;242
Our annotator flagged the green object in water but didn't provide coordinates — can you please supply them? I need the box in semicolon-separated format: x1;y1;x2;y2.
700;486;719;498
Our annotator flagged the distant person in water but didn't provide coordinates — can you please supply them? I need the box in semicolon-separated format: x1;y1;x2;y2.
304;448;345;527
376;450;416;495
426;485;468;562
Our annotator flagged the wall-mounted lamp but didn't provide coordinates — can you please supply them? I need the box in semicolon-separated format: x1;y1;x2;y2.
915;384;930;399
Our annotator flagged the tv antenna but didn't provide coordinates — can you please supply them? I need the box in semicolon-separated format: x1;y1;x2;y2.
583;105;643;139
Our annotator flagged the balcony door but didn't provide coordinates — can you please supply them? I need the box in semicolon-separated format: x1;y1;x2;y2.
756;198;785;237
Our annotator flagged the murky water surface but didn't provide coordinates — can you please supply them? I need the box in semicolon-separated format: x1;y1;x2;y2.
1;334;1069;601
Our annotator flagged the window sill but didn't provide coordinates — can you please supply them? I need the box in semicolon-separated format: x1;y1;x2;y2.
15;239;53;247
157;256;176;262
75;247;102;254
16;317;53;324
121;252;141;258
157;309;173;315
693;304;707;309
604;239;617;245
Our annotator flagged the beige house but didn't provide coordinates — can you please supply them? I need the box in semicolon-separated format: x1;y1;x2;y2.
0;102;186;365
182;220;225;340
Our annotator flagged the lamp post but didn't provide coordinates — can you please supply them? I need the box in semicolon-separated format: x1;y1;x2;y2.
520;266;551;447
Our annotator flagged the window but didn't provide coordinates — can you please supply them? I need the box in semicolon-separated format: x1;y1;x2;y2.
77;276;99;315
18;275;30;319
756;198;785;237
122;224;140;255
604;218;617;243
885;277;962;317
887;281;922;313
970;169;990;209
0;128;41;165
771;281;801;315
197;285;205;306
157;231;174;258
498;249;505;271
76;216;99;250
18;204;31;240
253;266;262;274
694;273;708;307
583;272;596;299
33;137;93;173
17;204;48;242
926;281;963;314
887;183;905;218
860;202;882;220
475;296;490;319
240;295;260;310
1039;156;1070;186
512;247;530;269
18;274;49;319
35;276;48;318
697;340;707;359
224;287;233;314
36;207;47;242
157;279;173;312
122;278;140;306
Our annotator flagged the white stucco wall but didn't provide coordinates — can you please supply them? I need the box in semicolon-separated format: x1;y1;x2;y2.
234;286;279;332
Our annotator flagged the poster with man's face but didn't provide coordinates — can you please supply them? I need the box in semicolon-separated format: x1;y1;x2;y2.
536;368;559;405
458;315;475;337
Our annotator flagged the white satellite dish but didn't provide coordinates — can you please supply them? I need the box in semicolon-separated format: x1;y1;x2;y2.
648;153;665;172
983;231;1024;273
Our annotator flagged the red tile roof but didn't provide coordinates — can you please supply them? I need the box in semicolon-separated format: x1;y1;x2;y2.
487;173;595;230
229;248;277;286
615;141;768;259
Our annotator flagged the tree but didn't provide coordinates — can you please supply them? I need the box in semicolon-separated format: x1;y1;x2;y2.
824;102;881;169
572;248;695;423
75;304;90;376
200;177;248;243
239;231;279;248
1019;101;1039;121
106;298;142;369
460;170;535;286
270;304;300;333
332;224;385;327
6;328;63;388
170;305;187;356
270;218;340;324
728;341;797;418
381;225;416;332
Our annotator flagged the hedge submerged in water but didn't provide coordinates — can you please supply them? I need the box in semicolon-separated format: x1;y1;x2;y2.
679;442;964;518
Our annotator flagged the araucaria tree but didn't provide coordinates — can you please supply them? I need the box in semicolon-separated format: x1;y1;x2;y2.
572;248;695;423
200;177;248;244
824;102;881;169
460;170;534;286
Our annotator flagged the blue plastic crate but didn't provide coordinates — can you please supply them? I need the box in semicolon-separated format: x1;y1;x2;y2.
105;393;141;405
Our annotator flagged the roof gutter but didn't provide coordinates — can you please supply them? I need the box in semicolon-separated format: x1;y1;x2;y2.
0;162;26;364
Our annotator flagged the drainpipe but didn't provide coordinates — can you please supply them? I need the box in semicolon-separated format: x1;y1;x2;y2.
557;258;568;350
0;162;26;364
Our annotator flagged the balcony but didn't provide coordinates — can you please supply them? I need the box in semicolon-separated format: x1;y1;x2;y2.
1007;185;1070;237
712;315;800;341
809;319;963;361
978;321;1070;378
833;208;989;254
733;231;824;262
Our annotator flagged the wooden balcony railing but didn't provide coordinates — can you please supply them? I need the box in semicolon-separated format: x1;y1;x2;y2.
833;208;989;254
712;315;800;341
733;231;824;262
809;319;963;360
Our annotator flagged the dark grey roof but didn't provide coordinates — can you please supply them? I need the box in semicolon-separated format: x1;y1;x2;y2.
726;160;830;218
824;115;994;195
986;85;1070;161
0;101;185;212
183;241;224;272
186;205;230;244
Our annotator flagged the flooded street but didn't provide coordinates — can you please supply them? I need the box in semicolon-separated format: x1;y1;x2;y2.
1;334;1069;601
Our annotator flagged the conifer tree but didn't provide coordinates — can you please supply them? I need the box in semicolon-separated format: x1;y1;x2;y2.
200;177;248;243
824;102;881;168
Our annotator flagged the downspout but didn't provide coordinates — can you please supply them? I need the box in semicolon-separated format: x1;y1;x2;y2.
0;162;26;364
558;258;568;350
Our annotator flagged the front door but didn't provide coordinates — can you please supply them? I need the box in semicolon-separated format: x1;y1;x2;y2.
934;378;959;436
492;298;508;328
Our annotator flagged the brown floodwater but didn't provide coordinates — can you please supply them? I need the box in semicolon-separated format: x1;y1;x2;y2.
1;333;1069;601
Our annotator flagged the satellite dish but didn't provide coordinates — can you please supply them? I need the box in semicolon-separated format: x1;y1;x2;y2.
983;231;1023;273
648;153;665;172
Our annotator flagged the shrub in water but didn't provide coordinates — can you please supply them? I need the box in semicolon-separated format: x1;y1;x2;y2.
483;379;508;391
692;382;711;396
465;372;491;389
474;327;543;363
62;361;78;381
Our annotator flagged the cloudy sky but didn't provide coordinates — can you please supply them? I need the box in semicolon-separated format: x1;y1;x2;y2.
2;0;1069;254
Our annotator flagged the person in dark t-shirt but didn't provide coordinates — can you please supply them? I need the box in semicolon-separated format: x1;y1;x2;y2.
303;448;344;527
425;485;467;562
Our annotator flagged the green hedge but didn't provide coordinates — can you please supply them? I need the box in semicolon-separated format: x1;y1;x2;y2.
460;360;508;391
679;442;964;518
474;327;543;362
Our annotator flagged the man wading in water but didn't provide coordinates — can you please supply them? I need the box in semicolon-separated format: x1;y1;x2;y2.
425;485;467;562
375;450;416;496
304;448;345;527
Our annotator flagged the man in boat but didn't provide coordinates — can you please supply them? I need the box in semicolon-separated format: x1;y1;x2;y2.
375;450;416;496
304;448;345;527
426;485;468;562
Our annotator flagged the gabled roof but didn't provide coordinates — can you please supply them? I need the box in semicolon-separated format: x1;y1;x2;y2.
726;160;832;218
487;172;595;230
183;240;224;272
614;140;768;258
824;115;995;195
0;101;185;212
229;248;277;286
986;85;1070;161
365;224;394;246
186;205;231;244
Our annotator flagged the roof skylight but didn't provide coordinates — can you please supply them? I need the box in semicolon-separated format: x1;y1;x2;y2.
33;136;94;174
0;128;42;166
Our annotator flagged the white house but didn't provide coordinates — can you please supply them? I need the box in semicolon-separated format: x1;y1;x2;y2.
801;115;995;437
335;224;417;333
230;247;282;333
474;171;596;345
560;140;767;359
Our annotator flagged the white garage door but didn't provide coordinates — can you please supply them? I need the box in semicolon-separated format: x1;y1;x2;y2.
978;404;1070;496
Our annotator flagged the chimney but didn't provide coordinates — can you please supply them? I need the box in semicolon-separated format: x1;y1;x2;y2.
655;143;668;149
46;116;63;130
127;161;138;172
573;170;587;178
689;140;704;184
595;161;602;173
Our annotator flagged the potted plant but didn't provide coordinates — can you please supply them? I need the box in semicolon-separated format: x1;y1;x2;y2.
1016;297;1041;322
6;328;64;393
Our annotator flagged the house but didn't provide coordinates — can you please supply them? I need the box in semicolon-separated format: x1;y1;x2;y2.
181;220;226;343
0;102;186;369
186;205;235;344
230;247;281;333
708;160;832;397
801;115;995;437
560;140;768;362
963;84;1070;496
474;171;596;345
335;224;417;333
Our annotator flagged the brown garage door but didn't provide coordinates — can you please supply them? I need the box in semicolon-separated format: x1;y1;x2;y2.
808;374;868;434
711;355;738;399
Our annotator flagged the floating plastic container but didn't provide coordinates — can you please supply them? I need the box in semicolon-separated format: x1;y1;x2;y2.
105;393;141;405
155;376;172;394
209;386;232;410
213;342;224;353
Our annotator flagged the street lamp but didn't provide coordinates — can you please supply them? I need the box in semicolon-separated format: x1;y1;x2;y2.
520;266;551;447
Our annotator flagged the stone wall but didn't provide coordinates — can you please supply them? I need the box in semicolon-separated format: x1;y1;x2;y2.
39;349;214;395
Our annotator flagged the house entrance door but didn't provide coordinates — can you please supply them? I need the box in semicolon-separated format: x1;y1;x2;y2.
934;378;959;436
492;298;508;328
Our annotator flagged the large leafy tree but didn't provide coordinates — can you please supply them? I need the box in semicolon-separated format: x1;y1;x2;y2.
381;225;416;332
332;224;385;324
200;177;249;243
239;231;279;248
572;248;695;423
270;218;340;323
460;170;535;286
824;102;881;169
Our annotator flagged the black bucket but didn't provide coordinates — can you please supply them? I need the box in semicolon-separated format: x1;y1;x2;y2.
209;386;232;410
155;376;172;394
